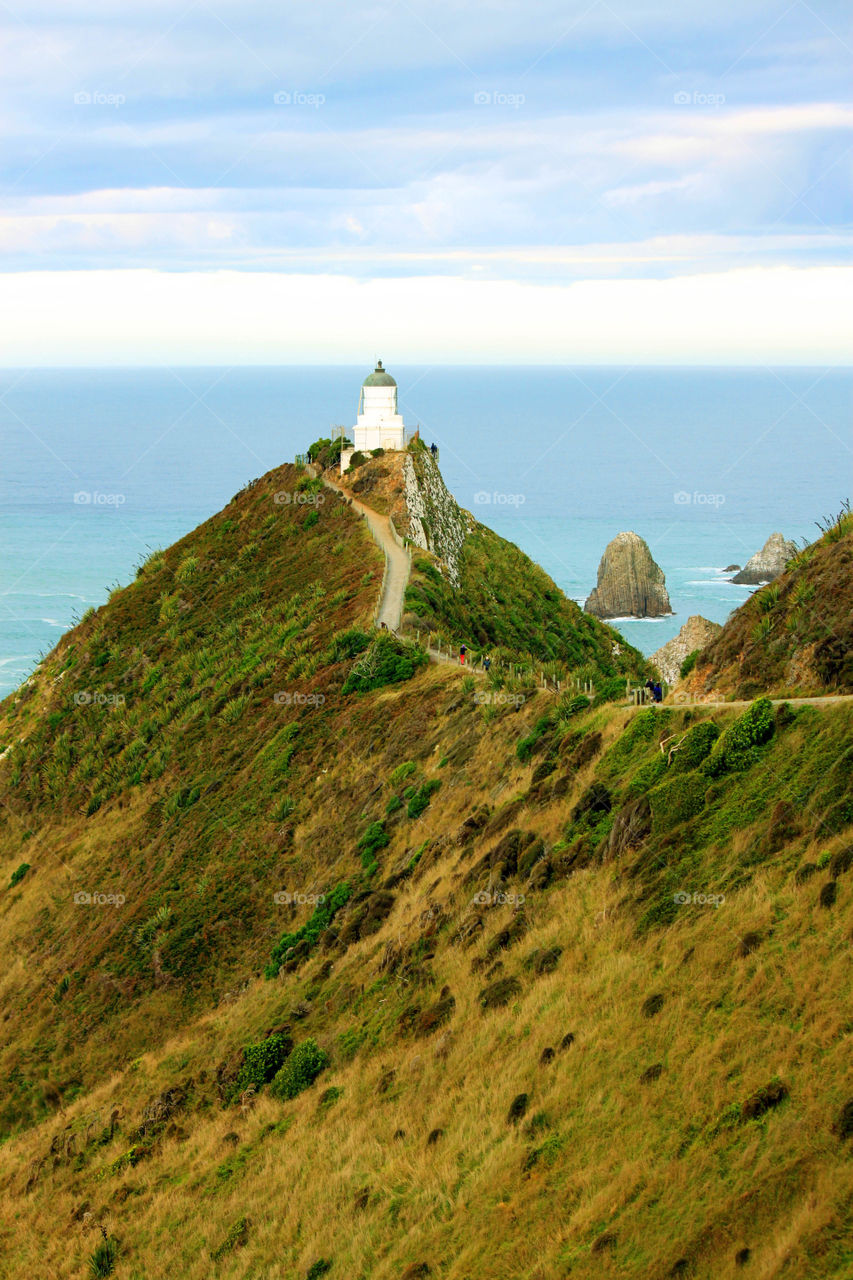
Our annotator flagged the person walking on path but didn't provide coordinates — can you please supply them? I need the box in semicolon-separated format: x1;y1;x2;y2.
460;645;467;666
483;655;491;673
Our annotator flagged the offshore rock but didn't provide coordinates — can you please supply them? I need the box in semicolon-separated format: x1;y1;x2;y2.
584;531;672;619
731;533;797;585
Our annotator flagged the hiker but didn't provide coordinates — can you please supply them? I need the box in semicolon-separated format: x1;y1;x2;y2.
483;655;491;673
460;644;467;666
653;682;663;703
430;442;438;456
644;679;656;705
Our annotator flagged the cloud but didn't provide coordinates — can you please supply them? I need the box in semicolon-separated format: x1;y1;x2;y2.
0;0;849;359
0;265;849;365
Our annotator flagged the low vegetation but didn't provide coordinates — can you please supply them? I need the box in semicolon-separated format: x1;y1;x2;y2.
0;465;850;1278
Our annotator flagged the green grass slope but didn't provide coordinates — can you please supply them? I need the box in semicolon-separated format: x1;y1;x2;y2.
687;505;853;699
0;471;851;1280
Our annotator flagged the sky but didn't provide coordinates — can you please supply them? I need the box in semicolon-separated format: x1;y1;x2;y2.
0;0;851;363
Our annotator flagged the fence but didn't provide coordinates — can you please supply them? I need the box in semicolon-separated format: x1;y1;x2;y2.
387;516;413;564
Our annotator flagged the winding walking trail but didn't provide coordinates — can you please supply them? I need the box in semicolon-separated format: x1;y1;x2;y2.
309;467;412;631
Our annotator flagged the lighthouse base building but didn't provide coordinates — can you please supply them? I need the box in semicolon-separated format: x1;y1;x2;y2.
340;361;407;473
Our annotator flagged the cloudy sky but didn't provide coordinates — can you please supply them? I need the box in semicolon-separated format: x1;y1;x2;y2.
0;0;850;362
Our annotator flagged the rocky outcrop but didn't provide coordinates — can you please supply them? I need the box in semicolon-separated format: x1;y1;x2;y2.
731;533;796;585
402;449;471;588
584;532;672;619
651;615;722;685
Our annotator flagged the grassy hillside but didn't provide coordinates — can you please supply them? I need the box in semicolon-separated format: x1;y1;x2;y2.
686;504;853;699
1;467;852;1280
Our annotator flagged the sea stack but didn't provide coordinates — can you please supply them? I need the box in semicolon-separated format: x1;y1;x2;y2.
651;615;722;685
584;531;673;619
731;532;797;585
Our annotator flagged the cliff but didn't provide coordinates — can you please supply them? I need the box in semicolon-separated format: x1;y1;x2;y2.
584;530;673;619
651;614;722;685
0;468;851;1280
731;531;797;584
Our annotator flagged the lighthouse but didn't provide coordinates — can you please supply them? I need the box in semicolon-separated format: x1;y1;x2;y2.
339;361;407;473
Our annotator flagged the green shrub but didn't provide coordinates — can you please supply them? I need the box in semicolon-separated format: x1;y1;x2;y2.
593;675;627;706
704;699;774;776
306;1261;333;1280
233;1033;292;1097
407;779;441;820
220;694;249;724
9;862;30;887
625;756;667;796
649;773;708;830
342;633;427;695
559;693;592;719
88;1236;119;1278
326;628;371;663
211;1217;250;1261
266;882;351;977
516;714;554;762
303;510;319;529
174;554;199;583
270;1039;330;1100
670;720;720;774
347;451;367;469
386;795;403;816
390;760;417;786
679;649;700;679
358;821;389;869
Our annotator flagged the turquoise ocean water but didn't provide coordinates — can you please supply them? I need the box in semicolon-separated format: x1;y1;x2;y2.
1;366;850;695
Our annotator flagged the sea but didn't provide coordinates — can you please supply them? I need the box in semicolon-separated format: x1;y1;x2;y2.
1;366;850;697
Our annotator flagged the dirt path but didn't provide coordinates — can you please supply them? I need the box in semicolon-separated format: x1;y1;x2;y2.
663;693;853;709
310;467;412;631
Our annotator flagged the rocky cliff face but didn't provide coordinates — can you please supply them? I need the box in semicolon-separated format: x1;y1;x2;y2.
651;614;722;684
731;532;797;584
584;531;673;619
401;449;471;588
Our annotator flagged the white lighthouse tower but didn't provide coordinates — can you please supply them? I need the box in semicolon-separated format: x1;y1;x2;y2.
339;361;407;473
